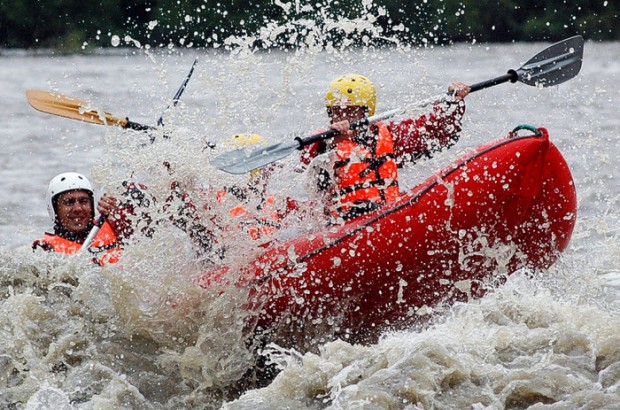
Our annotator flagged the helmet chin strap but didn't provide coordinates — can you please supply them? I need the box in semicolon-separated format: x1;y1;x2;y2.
51;190;96;241
54;220;95;242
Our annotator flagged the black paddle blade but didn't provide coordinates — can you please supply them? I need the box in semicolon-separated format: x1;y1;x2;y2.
516;35;584;87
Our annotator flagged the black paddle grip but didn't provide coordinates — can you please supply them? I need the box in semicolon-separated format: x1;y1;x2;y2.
297;129;338;149
124;119;155;131
469;71;518;93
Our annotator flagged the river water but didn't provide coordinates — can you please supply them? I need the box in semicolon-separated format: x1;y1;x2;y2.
0;38;619;408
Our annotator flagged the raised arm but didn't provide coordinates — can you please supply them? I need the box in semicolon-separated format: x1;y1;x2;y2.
97;193;134;242
391;81;470;166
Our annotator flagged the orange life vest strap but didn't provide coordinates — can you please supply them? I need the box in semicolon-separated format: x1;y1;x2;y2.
332;122;400;219
32;221;121;265
217;189;282;240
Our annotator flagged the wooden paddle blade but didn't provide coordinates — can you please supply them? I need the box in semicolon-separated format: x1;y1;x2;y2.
516;35;584;87
26;90;128;127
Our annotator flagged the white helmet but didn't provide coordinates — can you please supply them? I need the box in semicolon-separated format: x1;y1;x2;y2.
46;172;94;223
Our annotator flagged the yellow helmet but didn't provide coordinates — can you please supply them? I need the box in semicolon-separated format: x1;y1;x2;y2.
325;74;376;116
226;133;264;149
226;134;265;179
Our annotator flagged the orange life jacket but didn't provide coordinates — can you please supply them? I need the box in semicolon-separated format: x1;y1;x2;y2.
332;122;400;219
32;221;121;266
216;189;281;240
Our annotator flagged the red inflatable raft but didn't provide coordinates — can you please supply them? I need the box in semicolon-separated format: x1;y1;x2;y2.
200;126;576;346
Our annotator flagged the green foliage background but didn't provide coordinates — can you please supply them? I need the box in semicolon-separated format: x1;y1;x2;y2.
0;0;617;50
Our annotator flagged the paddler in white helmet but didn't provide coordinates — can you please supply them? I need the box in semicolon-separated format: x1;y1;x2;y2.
300;74;470;223
32;172;126;265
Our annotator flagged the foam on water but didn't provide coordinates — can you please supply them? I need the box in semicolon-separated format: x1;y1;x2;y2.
226;272;620;409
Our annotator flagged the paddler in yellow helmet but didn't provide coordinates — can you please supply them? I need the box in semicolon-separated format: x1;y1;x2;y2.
213;133;285;241
300;74;470;222
162;133;301;257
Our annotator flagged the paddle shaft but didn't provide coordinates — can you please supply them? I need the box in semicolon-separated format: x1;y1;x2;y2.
124;120;154;131
469;71;518;93
157;58;198;126
295;107;405;149
77;214;107;254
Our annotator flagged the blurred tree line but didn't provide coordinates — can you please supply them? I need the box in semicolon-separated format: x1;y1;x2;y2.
0;0;617;50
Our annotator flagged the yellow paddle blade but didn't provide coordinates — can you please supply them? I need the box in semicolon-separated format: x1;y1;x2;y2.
26;90;129;128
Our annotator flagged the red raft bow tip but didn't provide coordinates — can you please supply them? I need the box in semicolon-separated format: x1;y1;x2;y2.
200;126;577;346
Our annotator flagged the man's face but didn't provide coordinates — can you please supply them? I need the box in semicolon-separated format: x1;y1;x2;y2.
56;190;93;234
329;105;367;124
